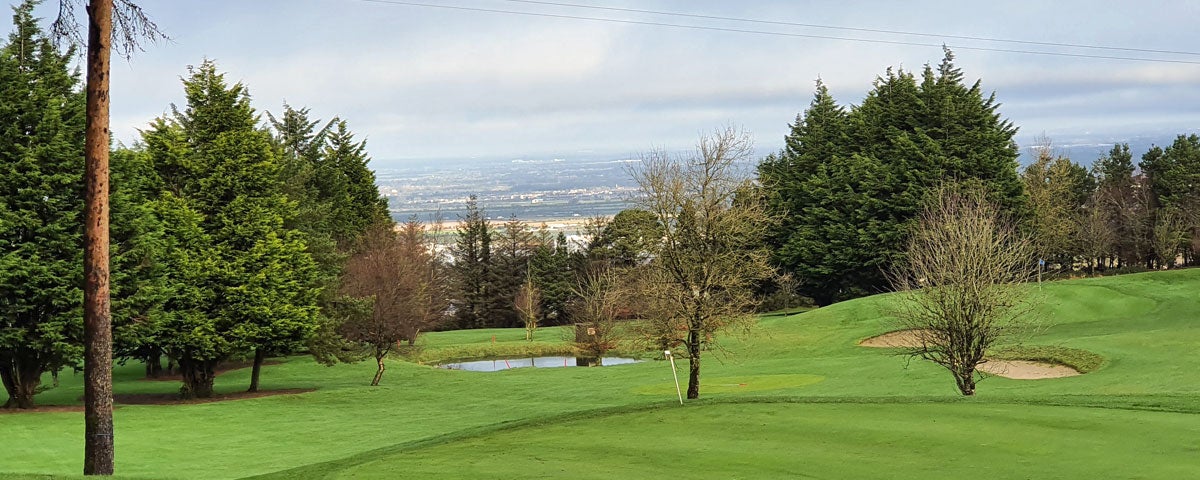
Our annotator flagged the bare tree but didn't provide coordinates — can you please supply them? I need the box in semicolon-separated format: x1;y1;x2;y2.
340;221;449;385
514;271;541;341
889;186;1040;396
628;126;775;399
569;268;625;359
50;1;165;475
1075;198;1115;274
1152;209;1187;269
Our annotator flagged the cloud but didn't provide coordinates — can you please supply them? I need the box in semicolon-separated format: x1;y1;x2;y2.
19;0;1200;161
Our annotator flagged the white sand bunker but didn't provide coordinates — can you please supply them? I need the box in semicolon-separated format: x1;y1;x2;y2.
976;360;1081;379
859;329;929;348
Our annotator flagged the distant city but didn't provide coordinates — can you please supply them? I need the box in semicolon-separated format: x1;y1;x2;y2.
373;131;1194;227
375;154;646;226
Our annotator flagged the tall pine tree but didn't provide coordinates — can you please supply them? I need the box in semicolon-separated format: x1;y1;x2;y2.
451;196;494;329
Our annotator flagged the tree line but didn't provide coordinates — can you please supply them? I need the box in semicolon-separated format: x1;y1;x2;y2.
0;2;398;407
759;47;1198;306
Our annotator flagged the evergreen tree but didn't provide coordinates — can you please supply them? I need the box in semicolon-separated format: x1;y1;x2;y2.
109;146;172;378
759;49;1025;304
1141;135;1200;213
586;208;663;268
450;196;494;329
266;105;392;366
531;231;574;325
141;60;321;398
1140;135;1200;266
0;1;86;409
1092;143;1143;267
491;216;535;328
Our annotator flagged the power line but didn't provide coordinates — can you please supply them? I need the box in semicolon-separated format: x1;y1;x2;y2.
500;0;1200;58
352;0;1200;65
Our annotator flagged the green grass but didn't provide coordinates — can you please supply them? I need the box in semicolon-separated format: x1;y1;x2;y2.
3;269;1199;479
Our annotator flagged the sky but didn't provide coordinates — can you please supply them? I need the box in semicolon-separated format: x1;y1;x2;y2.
12;0;1200;165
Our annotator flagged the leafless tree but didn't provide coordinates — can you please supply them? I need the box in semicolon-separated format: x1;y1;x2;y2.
569;268;625;359
627;126;775;399
340;221;449;386
515;271;541;341
1074;199;1115;274
889;186;1041;396
1152;209;1188;269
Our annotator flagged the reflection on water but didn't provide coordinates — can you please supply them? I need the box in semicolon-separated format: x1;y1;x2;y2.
439;356;639;372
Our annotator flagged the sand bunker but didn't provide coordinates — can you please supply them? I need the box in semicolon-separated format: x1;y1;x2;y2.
860;331;1084;380
976;360;1081;379
859;329;930;348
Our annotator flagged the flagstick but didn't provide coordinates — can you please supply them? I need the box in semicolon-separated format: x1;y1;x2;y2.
665;350;683;405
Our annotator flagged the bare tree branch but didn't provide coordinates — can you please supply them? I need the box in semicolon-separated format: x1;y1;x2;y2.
888;185;1043;396
51;0;168;59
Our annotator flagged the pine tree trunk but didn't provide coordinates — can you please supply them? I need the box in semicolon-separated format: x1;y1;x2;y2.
686;327;701;400
82;0;115;474
247;349;265;393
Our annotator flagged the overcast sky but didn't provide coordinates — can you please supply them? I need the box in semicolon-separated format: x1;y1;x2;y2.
14;0;1200;164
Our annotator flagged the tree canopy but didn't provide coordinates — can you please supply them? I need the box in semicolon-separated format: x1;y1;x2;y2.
0;1;86;409
760;48;1025;305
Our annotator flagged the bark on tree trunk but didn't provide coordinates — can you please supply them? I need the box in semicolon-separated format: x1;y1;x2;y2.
144;354;162;379
954;364;976;396
371;354;386;386
686;327;701;400
1;362;41;409
178;358;216;399
247;349;265;392
82;0;115;475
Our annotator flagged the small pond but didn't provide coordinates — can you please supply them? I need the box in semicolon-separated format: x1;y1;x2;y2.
439;356;640;372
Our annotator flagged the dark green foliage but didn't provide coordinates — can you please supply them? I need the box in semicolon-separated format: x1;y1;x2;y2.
450;196;494;329
132;60;322;398
586;208;663;268
530;232;574;325
0;1;85;408
1141;134;1200;212
759;48;1025;304
489;216;536;329
110;147;173;377
1140;135;1200;267
265;105;392;367
1091;143;1150;268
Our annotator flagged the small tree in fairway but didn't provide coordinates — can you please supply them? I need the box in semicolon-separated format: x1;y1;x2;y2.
628;127;775;399
889;186;1040;396
340;221;448;385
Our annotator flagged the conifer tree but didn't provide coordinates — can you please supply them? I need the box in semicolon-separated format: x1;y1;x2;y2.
0;1;86;409
451;196;494;329
140;60;321;398
760;48;1025;304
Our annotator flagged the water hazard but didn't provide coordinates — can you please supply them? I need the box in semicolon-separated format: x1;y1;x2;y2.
439;356;639;372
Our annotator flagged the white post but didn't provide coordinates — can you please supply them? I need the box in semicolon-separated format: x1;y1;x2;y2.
665;350;683;405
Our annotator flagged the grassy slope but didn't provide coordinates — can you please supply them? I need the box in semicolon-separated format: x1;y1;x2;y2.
2;269;1198;479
